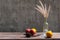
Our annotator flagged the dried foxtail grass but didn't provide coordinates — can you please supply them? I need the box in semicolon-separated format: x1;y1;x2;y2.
35;0;51;19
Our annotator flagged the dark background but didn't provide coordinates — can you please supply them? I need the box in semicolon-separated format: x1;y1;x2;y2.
0;0;60;32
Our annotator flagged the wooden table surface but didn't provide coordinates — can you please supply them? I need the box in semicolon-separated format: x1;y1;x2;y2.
0;32;59;40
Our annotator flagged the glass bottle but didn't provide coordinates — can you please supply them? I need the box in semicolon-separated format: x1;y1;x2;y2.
43;18;48;33
40;18;48;38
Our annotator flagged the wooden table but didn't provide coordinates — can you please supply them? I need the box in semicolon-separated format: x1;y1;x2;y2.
0;32;59;40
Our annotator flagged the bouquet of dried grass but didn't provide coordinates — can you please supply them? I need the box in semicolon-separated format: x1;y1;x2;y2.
35;0;51;19
35;0;51;37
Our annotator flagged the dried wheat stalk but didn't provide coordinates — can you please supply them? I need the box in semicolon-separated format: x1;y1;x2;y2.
35;0;51;19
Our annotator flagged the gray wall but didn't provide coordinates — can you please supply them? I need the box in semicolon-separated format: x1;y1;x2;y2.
0;0;60;32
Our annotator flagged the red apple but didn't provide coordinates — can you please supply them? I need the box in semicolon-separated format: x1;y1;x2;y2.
25;28;31;33
30;28;36;35
25;28;32;37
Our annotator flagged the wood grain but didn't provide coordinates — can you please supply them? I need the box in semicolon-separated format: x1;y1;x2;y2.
0;32;59;40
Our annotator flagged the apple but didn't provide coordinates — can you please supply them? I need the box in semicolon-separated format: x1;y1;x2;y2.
25;28;37;37
25;28;31;33
25;28;31;37
30;28;36;35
